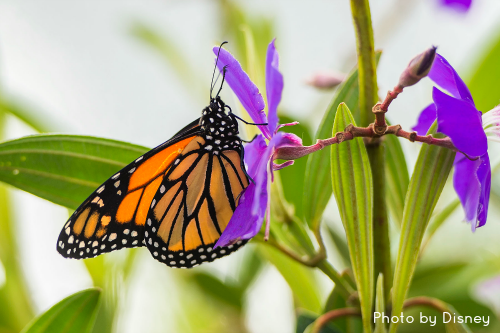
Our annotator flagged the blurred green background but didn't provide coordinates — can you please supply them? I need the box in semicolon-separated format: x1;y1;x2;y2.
0;0;500;332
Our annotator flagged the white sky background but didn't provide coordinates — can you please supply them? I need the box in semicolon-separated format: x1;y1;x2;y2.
1;0;500;332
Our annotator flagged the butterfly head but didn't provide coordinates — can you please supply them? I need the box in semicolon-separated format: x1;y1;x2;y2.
200;97;240;147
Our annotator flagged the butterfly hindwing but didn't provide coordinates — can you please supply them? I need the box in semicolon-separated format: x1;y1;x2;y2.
57;121;201;259
144;136;250;268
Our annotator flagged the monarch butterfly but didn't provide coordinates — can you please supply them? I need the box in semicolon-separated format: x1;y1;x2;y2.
57;44;258;268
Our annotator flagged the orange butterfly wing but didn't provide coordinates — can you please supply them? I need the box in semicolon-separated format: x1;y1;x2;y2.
57;120;201;259
144;136;250;268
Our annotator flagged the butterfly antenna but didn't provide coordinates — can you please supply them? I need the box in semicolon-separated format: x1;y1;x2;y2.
210;41;228;99
215;65;228;98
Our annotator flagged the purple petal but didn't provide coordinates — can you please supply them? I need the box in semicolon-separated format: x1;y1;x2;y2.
412;103;437;135
273;160;294;170
474;275;500;315
433;87;487;157
266;39;283;134
429;54;474;104
214;178;268;248
453;153;490;230
251;131;299;214
243;134;268;175
439;0;472;12
476;154;491;228
214;135;269;248
213;46;271;139
279;132;303;147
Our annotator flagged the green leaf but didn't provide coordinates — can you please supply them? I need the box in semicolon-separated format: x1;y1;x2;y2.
0;97;60;133
189;272;243;310
304;52;381;231
421;199;460;253
330;103;373;333
324;286;349;333
258;245;322;313
383;125;409;226
0;114;35;333
236;246;264;291
374;274;387;333
303;68;360;230
409;259;499;329
390;123;456;333
21;289;101;333
467;30;500;112
325;225;351;269
0;134;148;209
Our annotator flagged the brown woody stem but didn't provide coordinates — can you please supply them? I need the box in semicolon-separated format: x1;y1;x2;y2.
380;85;404;111
311;308;362;333
275;122;471;161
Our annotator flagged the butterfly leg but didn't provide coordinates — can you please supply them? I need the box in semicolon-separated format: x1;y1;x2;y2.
226;106;268;126
241;134;258;143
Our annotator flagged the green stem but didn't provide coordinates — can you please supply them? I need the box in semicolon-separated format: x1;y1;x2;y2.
367;144;392;306
350;0;378;127
317;260;355;300
350;2;379;332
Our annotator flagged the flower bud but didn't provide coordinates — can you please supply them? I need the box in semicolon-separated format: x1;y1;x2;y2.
305;70;345;89
398;46;437;88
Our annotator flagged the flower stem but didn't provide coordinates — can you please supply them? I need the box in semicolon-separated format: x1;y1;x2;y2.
350;0;378;127
366;143;392;305
317;260;355;299
275;124;470;160
403;296;450;313
351;3;381;332
311;308;362;333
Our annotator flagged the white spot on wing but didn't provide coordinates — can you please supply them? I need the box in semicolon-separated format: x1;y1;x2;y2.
109;233;117;241
97;186;105;194
114;180;120;188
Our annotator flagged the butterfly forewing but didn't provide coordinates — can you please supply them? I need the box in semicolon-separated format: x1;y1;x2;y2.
57;122;201;259
144;137;250;268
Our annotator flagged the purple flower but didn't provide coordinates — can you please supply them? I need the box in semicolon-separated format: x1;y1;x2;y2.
212;40;303;247
413;54;499;230
439;0;473;13
474;275;500;316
